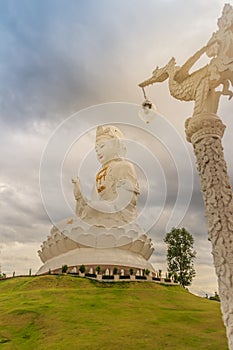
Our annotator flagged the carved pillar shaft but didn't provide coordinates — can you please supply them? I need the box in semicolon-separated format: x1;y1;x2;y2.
185;113;233;350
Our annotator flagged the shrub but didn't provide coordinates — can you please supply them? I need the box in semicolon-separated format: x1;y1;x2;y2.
113;267;118;275
96;266;101;274
164;278;171;283
129;268;134;275
79;265;86;273
173;273;178;283
209;292;220;302
102;275;114;280
136;276;147;280
85;273;97;278
62;265;68;273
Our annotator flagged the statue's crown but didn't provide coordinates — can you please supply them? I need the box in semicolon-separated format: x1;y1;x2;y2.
96;125;124;142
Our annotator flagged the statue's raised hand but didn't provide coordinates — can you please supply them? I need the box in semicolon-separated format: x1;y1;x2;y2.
72;177;82;200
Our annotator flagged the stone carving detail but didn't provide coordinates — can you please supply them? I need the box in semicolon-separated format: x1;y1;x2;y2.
186;116;233;349
185;114;225;143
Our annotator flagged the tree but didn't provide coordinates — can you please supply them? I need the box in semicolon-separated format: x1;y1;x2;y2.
164;227;196;287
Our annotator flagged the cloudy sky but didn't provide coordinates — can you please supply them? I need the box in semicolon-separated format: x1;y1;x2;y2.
0;0;232;296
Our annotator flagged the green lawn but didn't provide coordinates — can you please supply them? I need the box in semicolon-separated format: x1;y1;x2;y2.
0;275;228;350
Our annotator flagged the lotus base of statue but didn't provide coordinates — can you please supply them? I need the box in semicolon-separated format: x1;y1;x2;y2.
37;217;155;275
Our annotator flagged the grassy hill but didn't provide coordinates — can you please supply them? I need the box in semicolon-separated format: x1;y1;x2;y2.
0;275;228;350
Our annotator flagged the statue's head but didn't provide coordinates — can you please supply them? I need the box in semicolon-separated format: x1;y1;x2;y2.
95;125;126;165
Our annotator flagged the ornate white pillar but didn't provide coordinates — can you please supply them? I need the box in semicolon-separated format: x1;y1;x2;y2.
185;113;233;349
139;4;233;347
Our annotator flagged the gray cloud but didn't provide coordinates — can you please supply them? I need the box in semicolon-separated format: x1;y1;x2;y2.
0;0;226;127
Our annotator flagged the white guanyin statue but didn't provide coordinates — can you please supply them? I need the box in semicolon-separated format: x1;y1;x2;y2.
72;125;139;227
37;125;155;275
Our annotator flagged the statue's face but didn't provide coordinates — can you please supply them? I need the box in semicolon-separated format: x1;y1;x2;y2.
95;139;118;164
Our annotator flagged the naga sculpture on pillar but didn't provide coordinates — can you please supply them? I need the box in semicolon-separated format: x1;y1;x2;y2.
38;125;154;276
139;4;233;349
